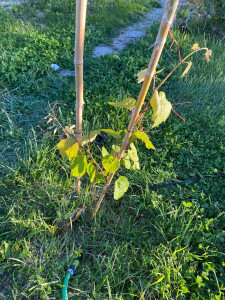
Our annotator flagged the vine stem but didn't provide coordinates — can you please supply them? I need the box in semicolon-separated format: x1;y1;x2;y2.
93;0;179;217
75;0;87;195
137;47;209;123
86;149;106;178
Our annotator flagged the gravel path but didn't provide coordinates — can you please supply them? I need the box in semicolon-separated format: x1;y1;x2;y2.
92;0;167;58
0;1;24;8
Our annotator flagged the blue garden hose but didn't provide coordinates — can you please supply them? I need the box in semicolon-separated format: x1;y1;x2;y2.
62;255;82;300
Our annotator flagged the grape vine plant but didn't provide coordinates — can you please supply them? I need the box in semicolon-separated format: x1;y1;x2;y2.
43;0;212;219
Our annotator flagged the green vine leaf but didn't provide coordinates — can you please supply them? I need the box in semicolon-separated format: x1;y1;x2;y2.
121;154;131;169
114;176;129;200
150;91;172;128
128;143;139;162
103;170;108;176
181;61;192;78
128;143;140;170
132;161;140;170
111;144;121;155
58;137;75;158
71;153;87;178
95;173;106;184
130;131;155;150
87;162;96;183
108;98;136;110
82;130;101;145
102;146;109;157
102;155;120;173
101;129;122;139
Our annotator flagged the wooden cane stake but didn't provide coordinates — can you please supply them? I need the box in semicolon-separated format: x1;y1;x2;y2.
93;0;179;216
75;0;87;195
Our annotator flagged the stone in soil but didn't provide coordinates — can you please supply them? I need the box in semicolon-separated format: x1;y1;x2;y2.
59;70;75;77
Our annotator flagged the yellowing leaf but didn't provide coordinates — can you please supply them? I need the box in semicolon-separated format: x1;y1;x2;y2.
87;162;95;183
108;98;136;110
71;153;87;178
65;142;79;159
114;176;129;200
137;68;164;84
130;131;155;150
58;137;75;158
65;125;75;135
181;61;192;77
102;155;120;173
82;130;101;145
150;91;172;128
137;68;147;84
192;43;200;51
155;69;164;75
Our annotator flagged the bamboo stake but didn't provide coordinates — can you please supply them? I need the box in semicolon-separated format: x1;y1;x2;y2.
75;0;87;195
93;0;179;216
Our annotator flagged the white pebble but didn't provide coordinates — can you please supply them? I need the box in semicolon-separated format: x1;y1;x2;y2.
50;64;60;71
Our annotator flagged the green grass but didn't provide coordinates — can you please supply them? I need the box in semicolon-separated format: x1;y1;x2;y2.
0;0;160;88
0;0;225;299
